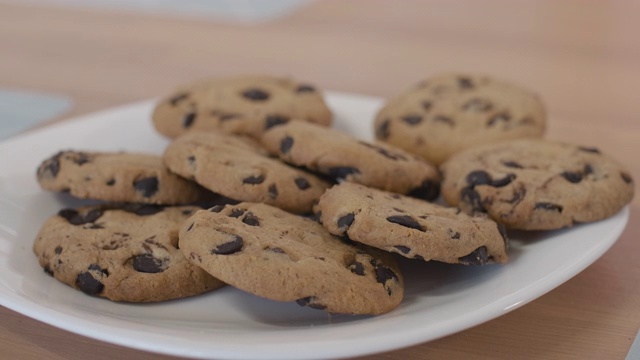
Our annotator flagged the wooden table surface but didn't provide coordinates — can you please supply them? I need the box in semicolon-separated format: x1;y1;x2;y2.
1;1;639;359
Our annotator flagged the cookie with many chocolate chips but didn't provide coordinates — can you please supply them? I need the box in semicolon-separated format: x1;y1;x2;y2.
152;75;333;139
374;73;546;165
163;132;331;214
179;202;403;315
36;150;212;204
315;182;508;265
259;121;441;201
33;204;225;302
440;139;634;230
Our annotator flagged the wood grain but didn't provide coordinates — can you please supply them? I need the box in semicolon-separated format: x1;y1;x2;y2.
1;1;638;359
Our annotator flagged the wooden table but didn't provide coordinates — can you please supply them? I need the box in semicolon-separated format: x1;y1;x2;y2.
1;1;639;359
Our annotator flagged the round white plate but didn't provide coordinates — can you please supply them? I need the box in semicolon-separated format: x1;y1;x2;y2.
0;92;629;360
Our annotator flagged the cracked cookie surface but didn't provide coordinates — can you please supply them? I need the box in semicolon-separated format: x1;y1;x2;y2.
36;150;212;204
259;121;441;201
374;73;546;165
163;132;332;214
315;182;508;265
152;75;333;139
33;204;225;302
441;139;634;230
179;202;403;315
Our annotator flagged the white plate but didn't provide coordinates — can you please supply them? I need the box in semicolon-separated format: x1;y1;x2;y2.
0;92;629;360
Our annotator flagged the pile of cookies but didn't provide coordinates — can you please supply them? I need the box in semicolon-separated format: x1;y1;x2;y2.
33;74;634;315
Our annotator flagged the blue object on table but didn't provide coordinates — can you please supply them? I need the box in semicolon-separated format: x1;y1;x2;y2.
0;88;72;140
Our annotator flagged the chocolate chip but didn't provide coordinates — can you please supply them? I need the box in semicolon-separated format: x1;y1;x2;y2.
296;84;316;93
106;179;116;186
487;113;511;126
621;172;633;184
212;235;243;255
76;272;104;295
450;230;461;240
268;247;286;254
376;119;390;139
169;92;189;105
386;215;425;231
466;170;492;186
183;112;196;128
265;115;289;129
327;167;360;180
187;222;194;231
337;213;355;230
462;98;493;112
43;265;53;276
497;223;509;248
458;77;474;89
58;208;104;225
458;246;488;265
294;177;310;190
421;100;432;111
407;179;440;201
242;88;270;101
134;177;159;198
229;208;245;218
54;246;63;254
371;259;399;294
348;261;365;276
433;115;455;126
460;187;485;213
132;254;166;273
491;173;516;187
583;164;593;175
502;160;523;169
296;296;326;310
243;175;265;184
72;152;91;165
579;146;600;154
265;184;278;199
562;171;583;183
394;245;411;254
534;202;563;212
40;152;62;178
242;212;260;226
402;115;423;125
280;136;294;154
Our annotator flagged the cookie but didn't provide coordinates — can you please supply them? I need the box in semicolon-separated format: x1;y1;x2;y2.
152;75;333;139
33;204;225;302
315;182;508;265
259;121;441;201
440;139;634;230
374;73;546;165
37;150;212;204
162;132;332;214
179;202;404;315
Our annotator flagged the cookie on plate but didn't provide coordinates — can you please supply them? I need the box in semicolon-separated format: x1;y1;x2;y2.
179;202;404;315
440;139;634;230
259;121;441;201
37;150;212;204
152;75;333;139
33;204;225;302
315;182;508;265
374;73;546;165
163;132;332;214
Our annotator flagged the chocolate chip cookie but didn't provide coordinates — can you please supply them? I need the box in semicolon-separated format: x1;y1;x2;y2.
259;121;441;200
37;150;212;204
315;182;508;265
162;132;332;214
440;139;634;230
152;75;333;139
33;204;225;302
179;202;404;315
374;73;546;165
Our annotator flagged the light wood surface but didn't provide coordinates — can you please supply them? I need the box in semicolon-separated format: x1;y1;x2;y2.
1;1;639;359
